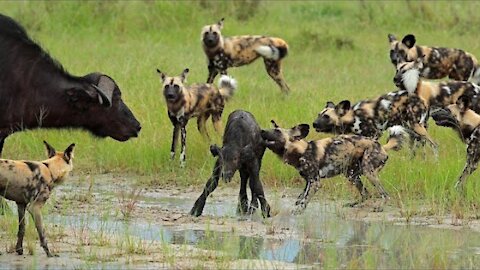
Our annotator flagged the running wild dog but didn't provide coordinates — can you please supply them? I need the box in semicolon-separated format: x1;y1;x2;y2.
388;34;480;84
432;95;480;190
156;68;237;166
201;18;290;93
190;110;271;218
261;121;406;213
0;141;75;257
312;90;435;152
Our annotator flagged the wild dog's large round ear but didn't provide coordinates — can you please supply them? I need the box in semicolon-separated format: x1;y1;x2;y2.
335;100;351;116
293;124;310;140
270;120;280;128
63;143;75;162
218;18;224;29
210;144;221;157
402;34;416;48
43;141;56;158
181;68;189;82
156;69;166;82
325;101;335;109
388;34;397;43
457;95;471;113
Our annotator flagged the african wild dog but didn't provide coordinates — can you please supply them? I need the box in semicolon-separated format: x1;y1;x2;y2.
261;121;406;213
312;90;436;152
190;110;271;218
432;95;480;190
0;141;75;257
201;18;290;93
388;33;480;83
394;57;480;113
156;68;237;166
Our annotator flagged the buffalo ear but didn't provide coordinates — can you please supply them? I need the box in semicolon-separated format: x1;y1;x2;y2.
336;100;351;116
156;69;166;82
457;95;471;113
402;34;416;48
217;18;224;29
63;143;75;162
388;34;397;43
292;124;310;140
181;68;189;83
210;144;221;157
43;141;56;158
91;75;116;108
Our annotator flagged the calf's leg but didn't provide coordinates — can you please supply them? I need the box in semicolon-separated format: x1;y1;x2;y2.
190;160;222;217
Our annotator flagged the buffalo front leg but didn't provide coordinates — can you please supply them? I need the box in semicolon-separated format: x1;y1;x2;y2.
264;59;290;94
0;136;5;157
15;203;27;255
248;164;271;218
29;202;56;257
238;168;250;215
190;160;222;217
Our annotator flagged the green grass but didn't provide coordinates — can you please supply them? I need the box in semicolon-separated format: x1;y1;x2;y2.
3;1;480;213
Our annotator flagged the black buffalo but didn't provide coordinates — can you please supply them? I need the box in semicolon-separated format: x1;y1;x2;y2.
0;14;141;155
190;110;271;218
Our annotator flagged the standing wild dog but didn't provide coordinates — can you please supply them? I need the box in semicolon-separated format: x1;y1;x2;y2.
190;110;271;218
0;141;75;257
432;95;480;190
388;34;480;84
156;68;237;166
312;90;436;152
394;57;480;113
261;121;406;213
201;18;290;93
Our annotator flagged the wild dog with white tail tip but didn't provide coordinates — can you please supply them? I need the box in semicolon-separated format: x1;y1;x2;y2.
156;68;237;166
0;141;75;257
261;121;406;213
201;18;290;93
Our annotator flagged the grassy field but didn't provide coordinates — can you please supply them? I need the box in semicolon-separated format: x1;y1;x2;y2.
3;1;480;214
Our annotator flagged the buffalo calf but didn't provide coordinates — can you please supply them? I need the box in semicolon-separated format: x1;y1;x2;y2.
190;110;271;218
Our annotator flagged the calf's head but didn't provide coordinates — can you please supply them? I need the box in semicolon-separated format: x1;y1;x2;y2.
68;73;141;141
210;144;254;182
43;141;75;185
261;120;309;156
201;18;224;49
313;101;351;133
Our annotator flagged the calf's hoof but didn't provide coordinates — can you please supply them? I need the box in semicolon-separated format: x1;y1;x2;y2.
16;248;23;255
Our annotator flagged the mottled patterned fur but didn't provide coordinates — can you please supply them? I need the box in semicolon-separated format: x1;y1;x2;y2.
0;141;75;257
201;18;290;93
389;34;480;84
157;68;237;166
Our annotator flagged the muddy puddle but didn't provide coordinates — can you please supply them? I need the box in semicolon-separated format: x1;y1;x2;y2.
1;174;480;269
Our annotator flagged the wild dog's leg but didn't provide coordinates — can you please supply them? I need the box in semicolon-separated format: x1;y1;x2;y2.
179;118;188;167
207;61;219;83
455;143;480;190
238;168;250;215
28;202;56;257
293;178;321;214
190;159;222;217
412;123;438;156
212;113;224;135
248;161;271;218
344;163;369;207
362;150;389;200
197;113;211;140
168;113;180;160
263;59;290;93
15;203;27;255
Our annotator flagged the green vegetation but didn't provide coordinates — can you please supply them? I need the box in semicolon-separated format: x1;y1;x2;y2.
3;1;480;214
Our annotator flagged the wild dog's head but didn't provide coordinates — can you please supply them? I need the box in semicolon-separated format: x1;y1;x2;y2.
432;95;480;135
43;141;75;185
312;101;352;133
210;144;254;182
201;18;224;49
156;68;189;103
393;57;423;93
388;34;417;65
261;120;309;156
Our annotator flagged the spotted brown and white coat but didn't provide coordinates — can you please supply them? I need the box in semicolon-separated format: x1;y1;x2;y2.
388;34;480;84
261;121;406;213
201;18;290;93
432;95;480;190
157;68;237;166
0;141;75;257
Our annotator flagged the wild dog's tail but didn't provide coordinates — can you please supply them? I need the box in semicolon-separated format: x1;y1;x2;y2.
255;44;288;61
383;125;408;151
218;75;237;100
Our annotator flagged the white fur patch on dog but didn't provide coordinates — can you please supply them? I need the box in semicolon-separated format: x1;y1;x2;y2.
255;45;280;60
380;99;391;109
402;68;420;94
388;125;407;136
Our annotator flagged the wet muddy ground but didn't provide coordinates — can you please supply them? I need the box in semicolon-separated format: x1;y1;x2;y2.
1;173;480;269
